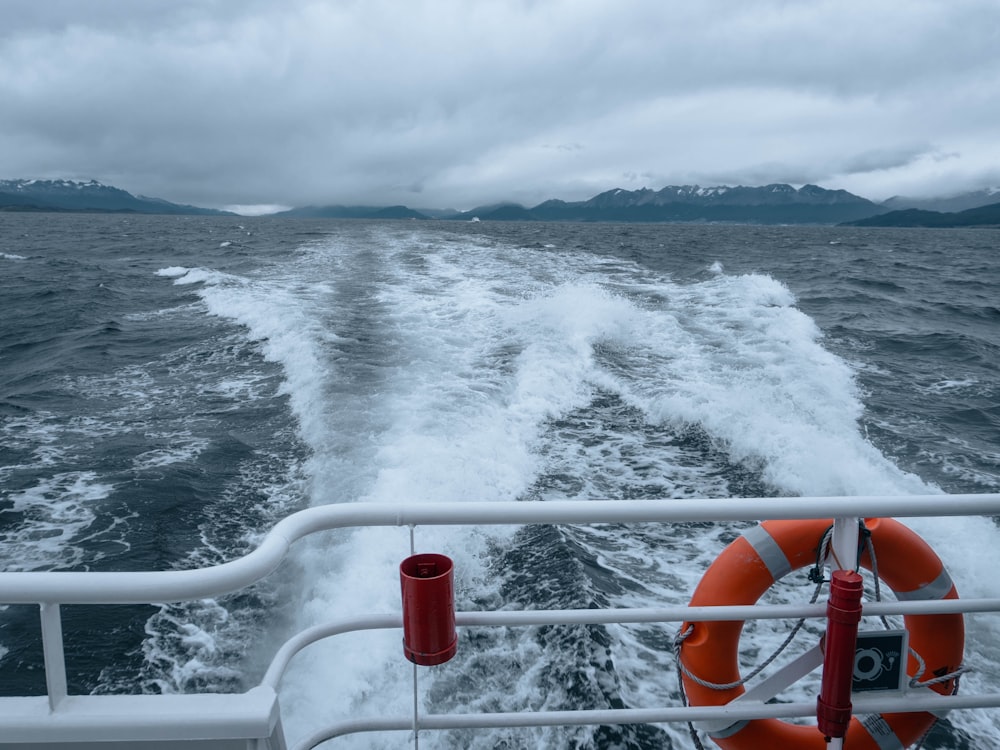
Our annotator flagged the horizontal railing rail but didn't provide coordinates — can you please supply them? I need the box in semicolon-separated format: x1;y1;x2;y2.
2;493;999;747
260;599;1000;690
292;691;1000;749
265;599;1000;748
2;493;999;604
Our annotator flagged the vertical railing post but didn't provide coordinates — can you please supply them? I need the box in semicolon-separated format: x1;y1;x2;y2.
39;602;68;710
408;525;418;748
830;517;860;572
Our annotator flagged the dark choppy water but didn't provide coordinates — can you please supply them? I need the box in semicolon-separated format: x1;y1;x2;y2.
1;214;998;748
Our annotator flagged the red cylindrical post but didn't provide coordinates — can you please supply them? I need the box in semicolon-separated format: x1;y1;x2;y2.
817;569;864;739
400;553;457;666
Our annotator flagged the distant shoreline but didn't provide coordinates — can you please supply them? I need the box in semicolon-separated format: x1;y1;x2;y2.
3;178;999;226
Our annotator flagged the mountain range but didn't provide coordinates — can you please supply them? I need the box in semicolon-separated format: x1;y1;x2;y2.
277;183;886;223
843;200;1000;228
0;179;232;215
465;184;882;224
881;188;1000;214
3;178;999;226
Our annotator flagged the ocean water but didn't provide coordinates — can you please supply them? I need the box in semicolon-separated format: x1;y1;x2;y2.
1;213;998;749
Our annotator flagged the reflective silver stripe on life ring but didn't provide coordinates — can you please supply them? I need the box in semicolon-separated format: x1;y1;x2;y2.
893;567;954;601
859;713;905;750
743;524;792;581
707;719;748;739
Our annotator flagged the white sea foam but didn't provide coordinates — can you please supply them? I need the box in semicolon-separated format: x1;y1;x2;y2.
141;599;242;694
169;267;233;286
155;266;190;278
923;377;979;393
0;252;26;260
132;435;210;470
0;472;112;571
608;272;929;497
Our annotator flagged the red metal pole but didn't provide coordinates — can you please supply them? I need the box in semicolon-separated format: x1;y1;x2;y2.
817;569;864;740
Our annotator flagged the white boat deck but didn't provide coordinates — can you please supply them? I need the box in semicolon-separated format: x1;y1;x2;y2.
1;690;284;750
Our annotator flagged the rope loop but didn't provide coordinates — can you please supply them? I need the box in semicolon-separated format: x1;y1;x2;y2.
910;663;970;690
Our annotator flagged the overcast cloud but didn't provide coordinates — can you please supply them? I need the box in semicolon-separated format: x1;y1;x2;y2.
2;0;999;211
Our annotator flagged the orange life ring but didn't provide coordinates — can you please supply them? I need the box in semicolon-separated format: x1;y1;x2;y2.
679;518;964;749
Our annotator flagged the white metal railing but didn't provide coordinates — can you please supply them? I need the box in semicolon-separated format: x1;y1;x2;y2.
267;602;1000;750
2;493;1000;748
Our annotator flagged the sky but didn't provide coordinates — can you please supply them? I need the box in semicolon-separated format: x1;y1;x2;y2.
2;0;999;213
